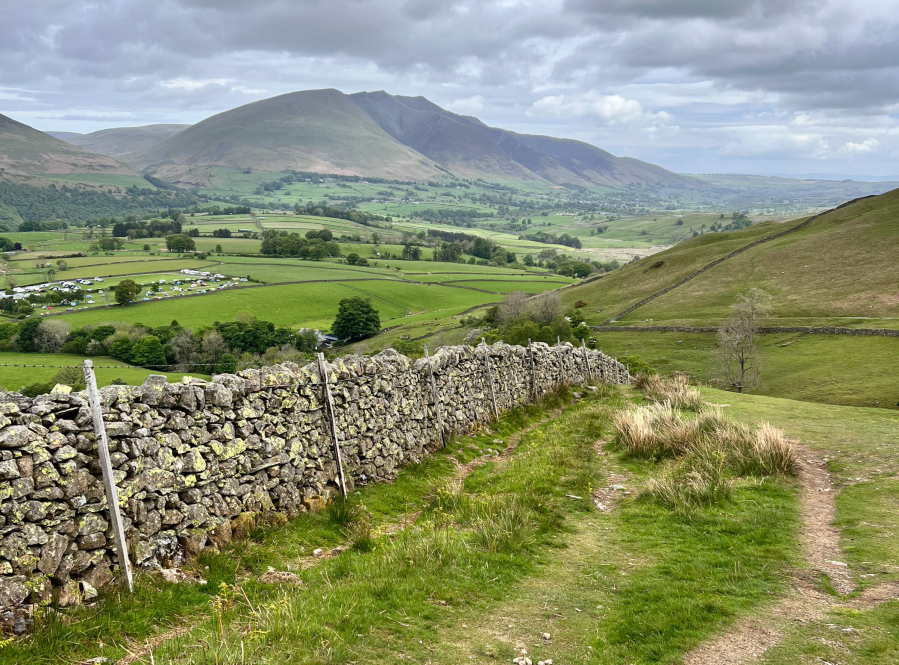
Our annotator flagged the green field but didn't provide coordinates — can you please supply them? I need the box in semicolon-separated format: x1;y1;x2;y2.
594;330;899;410
0;352;205;390
55;280;498;330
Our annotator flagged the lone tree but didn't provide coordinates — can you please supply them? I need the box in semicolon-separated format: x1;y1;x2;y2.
115;279;140;305
331;296;380;341
715;288;770;393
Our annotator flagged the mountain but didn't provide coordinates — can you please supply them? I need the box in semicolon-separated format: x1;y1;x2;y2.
67;124;189;165
348;91;691;188
46;131;83;141
133;88;695;188
561;187;899;327
136;89;444;186
0;113;142;177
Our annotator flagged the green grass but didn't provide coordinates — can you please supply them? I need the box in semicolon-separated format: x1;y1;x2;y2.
593;330;899;410
763;601;899;665
55;280;499;330
693;387;899;665
0;384;804;665
0;352;205;390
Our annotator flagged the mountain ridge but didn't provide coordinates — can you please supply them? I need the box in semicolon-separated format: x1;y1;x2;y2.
71;88;697;189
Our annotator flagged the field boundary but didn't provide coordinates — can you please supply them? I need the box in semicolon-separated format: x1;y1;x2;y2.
591;324;899;337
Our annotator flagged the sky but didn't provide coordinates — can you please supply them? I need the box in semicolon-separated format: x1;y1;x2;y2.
2;0;899;177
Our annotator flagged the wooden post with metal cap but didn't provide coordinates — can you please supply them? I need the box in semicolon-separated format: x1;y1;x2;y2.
423;344;446;447
581;338;593;381
480;338;500;420
316;352;348;497
82;359;133;591
527;338;537;401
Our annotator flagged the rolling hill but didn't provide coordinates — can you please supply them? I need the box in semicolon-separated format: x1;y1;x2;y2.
66;124;189;165
0;113;142;178
562;187;899;327
128;88;696;188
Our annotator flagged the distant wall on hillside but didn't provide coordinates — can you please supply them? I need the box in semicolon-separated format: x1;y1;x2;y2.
0;341;630;632
592;325;899;337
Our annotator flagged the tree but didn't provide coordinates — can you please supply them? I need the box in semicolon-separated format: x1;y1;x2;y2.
715;288;770;393
169;328;196;369
215;244;223;254
532;291;562;325
331;297;380;341
130;335;167;367
15;318;43;352
217;353;238;374
115;279;140;305
165;234;196;253
499;290;530;324
345;253;360;265
34;320;70;352
202;330;227;369
108;336;134;362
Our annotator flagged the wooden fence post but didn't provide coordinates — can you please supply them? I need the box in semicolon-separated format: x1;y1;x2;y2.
581;338;592;381
527;338;537;401
423;345;446;447
82;360;133;592
317;353;348;497
480;339;500;421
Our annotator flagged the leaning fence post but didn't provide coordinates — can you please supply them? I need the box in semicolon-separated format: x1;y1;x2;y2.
480;339;500;421
82;360;133;592
581;338;593;381
317;353;348;497
423;345;446;447
527;338;537;401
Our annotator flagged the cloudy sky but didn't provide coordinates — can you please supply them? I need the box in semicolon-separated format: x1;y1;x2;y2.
3;0;899;177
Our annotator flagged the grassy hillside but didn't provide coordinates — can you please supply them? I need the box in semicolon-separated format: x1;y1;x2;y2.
137;89;445;186
67;124;189;164
0;113;140;177
563;188;899;327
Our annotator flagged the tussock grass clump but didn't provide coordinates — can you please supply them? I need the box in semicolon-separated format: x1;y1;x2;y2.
644;448;733;511
639;372;703;411
614;400;798;511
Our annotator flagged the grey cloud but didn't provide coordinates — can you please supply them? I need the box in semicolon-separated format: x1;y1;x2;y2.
1;0;898;175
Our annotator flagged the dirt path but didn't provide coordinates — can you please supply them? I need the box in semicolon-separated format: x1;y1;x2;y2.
447;407;566;484
683;443;899;665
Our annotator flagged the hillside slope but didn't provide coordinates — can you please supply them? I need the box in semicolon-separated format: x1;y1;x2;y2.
67;124;189;164
562;188;899;327
136;89;445;186
0;113;142;177
349;91;694;188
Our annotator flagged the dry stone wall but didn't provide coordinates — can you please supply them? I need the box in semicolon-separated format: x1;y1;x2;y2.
0;341;630;631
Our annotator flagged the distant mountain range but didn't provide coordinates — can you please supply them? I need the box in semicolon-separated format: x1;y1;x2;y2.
20;89;697;189
67;125;190;166
0;113;141;178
